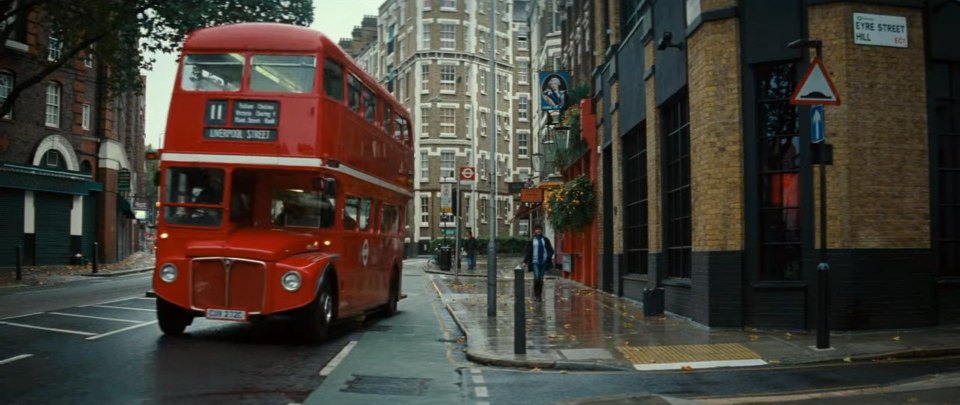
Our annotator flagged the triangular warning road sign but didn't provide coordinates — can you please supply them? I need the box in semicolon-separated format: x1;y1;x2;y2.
790;57;841;106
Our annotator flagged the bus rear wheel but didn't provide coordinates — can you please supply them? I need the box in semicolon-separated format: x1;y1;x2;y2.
298;280;335;342
157;297;193;336
383;270;400;317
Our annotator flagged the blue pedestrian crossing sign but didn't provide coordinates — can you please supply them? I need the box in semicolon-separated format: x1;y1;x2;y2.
811;105;825;143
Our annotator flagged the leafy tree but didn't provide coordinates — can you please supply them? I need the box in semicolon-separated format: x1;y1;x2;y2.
0;0;314;118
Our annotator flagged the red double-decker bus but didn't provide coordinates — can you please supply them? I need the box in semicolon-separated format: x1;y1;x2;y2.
152;23;414;339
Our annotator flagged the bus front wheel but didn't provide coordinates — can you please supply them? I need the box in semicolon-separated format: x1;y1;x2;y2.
299;281;335;341
157;297;193;336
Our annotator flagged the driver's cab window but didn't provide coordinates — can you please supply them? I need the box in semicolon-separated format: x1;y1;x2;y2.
163;167;224;226
344;197;360;230
271;189;335;228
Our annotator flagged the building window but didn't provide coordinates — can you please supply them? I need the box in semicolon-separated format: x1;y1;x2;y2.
518;64;528;84
423;0;432;10
479;155;486;178
47;34;61;61
420;195;430;224
936;63;960;277
518;133;528;156
479;111;487;136
756;62;801;281
479;70;487;94
478;31;488;52
422;24;431;48
518;95;529;120
518;35;528;50
440;0;456;10
440;151;455;179
623;125;648;274
82;103;91;130
420;105;430;134
44;150;63;169
440;24;456;50
439;107;455;132
496;114;503;138
440;65;456;92
662;94;691;279
45;82;61;128
0;72;12;119
420;151;429;181
421;63;430;83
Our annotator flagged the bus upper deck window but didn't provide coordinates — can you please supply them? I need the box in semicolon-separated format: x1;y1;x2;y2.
362;88;376;123
324;60;344;101
251;55;316;93
181;54;243;92
348;75;361;113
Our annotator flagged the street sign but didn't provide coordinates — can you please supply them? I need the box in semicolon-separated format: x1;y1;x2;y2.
459;166;476;181
790;57;841;106
440;182;453;213
811;105;825;143
520;188;543;203
442;228;456;236
117;169;131;192
853;13;907;48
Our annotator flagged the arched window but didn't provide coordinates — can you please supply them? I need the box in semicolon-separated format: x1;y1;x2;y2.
0;70;13;119
80;160;92;174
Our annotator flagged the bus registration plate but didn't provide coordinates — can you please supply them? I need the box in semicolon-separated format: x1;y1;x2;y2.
206;309;246;321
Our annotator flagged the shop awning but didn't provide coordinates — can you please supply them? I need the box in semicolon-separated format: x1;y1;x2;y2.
512;202;542;222
0;162;102;195
117;195;135;218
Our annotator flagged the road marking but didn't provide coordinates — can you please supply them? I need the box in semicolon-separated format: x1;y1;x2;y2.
475;386;489;398
319;341;358;377
470;368;482;374
134;297;156;301
0;321;97;336
632;359;768;371
86;321;158;341
49;312;143;324
472;375;485;384
0;354;33;365
1;312;43;320
90;305;156;312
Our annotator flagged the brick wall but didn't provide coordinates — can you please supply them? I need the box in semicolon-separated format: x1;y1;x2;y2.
807;3;929;249
645;40;662;254
688;17;744;252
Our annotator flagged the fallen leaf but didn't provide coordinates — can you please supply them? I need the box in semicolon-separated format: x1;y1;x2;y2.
531;367;542;372
892;336;901;341
680;365;693;372
623;323;633;329
785;332;793;337
843;357;852;363
750;335;759;341
563;323;572;329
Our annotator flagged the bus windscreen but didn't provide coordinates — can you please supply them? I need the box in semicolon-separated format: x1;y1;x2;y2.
180;54;243;92
251;55;317;93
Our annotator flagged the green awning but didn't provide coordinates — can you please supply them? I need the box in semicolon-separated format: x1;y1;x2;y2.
0;162;102;195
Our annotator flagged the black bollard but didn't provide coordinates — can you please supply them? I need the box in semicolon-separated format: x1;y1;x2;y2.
816;262;830;349
514;265;526;355
92;242;99;274
15;245;22;281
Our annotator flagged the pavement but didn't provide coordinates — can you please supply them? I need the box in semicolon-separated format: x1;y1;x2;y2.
428;257;960;372
0;251;155;288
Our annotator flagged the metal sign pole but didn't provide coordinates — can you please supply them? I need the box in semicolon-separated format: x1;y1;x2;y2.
454;180;461;282
486;0;498;318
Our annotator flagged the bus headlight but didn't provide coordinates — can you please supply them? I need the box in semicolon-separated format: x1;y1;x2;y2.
159;264;178;283
281;271;302;292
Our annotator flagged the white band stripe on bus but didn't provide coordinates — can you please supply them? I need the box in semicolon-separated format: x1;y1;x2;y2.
162;152;413;197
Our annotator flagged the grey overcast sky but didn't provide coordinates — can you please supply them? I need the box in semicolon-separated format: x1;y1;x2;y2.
142;0;384;148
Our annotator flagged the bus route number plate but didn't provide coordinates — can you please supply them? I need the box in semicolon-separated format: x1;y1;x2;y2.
206;308;247;321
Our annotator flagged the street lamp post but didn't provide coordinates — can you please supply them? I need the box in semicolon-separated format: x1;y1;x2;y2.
486;0;497;318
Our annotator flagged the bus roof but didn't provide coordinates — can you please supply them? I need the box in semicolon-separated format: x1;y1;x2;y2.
184;23;343;56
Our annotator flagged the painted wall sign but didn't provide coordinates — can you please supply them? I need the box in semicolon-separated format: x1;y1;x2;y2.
853;13;907;48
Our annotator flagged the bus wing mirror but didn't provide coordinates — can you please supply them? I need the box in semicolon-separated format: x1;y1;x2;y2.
313;177;336;196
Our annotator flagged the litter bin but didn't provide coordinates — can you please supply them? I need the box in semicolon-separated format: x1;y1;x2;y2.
642;288;664;316
438;246;453;271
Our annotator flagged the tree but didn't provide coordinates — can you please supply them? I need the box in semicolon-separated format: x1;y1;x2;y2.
0;0;314;118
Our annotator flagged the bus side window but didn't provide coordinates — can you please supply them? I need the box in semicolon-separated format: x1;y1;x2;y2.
344;196;360;230
323;60;344;101
393;113;403;141
348;75;361;113
401;117;411;145
358;198;372;231
362;87;376;123
382;105;392;133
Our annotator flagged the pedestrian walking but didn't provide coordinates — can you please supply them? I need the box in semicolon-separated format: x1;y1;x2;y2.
463;230;478;271
523;224;554;301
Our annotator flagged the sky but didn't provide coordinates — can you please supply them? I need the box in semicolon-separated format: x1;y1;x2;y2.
142;0;385;148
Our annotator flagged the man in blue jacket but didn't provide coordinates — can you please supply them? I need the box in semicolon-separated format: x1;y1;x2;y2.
523;224;554;301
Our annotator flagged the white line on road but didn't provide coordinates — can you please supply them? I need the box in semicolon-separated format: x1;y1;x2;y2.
470;368;482;374
0;354;33;365
1;312;43;320
475;386;489;398
134;297;156;301
472;375;485;385
90;305;156;312
0;321;97;336
86;321;158;341
49;312;143;323
632;359;768;371
319;341;358;377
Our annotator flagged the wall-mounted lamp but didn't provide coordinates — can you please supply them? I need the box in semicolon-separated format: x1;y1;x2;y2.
657;31;683;51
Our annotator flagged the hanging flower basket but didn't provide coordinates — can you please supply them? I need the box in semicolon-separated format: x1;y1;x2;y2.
545;175;596;232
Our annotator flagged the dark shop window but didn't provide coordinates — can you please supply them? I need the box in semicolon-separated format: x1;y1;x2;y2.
756;61;802;281
623;124;648;274
662;95;691;279
937;63;960;277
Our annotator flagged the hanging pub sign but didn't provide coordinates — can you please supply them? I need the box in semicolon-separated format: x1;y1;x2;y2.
117;169;131;192
539;71;570;112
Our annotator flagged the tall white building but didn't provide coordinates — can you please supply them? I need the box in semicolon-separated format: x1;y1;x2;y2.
371;0;533;244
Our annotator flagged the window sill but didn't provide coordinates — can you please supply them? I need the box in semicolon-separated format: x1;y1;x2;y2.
622;274;649;282
751;280;807;290
661;277;691;288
